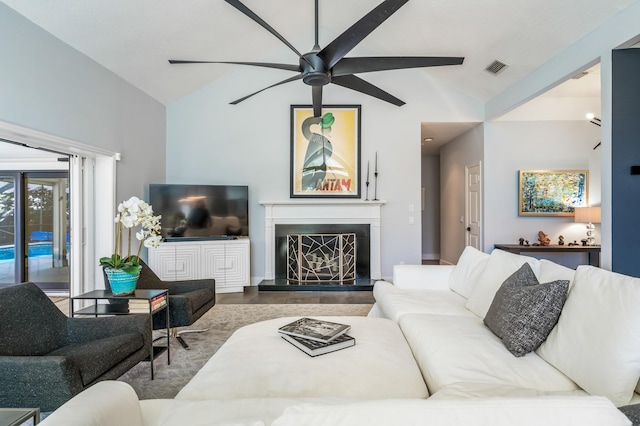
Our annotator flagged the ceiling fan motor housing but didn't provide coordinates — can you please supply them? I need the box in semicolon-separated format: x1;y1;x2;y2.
301;53;331;86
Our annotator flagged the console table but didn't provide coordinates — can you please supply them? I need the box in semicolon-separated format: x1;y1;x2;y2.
494;244;601;267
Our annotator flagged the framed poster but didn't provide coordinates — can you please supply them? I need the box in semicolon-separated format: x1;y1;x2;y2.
290;105;361;198
518;169;588;216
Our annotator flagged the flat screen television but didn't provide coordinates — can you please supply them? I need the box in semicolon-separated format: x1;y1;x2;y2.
148;184;249;241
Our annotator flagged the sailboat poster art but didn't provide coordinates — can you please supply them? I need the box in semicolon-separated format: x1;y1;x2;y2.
290;105;361;198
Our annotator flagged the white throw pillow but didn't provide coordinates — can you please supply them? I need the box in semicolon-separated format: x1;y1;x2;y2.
465;249;541;318
539;259;576;289
537;265;640;407
448;246;490;298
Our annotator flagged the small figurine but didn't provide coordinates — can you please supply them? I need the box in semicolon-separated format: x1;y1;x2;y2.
519;237;525;246
558;235;564;246
538;231;551;246
524;240;530;246
581;239;588;247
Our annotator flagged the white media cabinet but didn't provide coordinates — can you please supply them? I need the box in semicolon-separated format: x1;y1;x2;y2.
147;238;250;293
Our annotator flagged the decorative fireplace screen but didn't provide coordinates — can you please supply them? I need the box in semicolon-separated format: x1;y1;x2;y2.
287;233;356;282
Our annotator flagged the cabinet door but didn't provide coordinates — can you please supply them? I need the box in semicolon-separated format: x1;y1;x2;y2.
148;244;200;281
173;244;201;280
201;245;226;284
223;243;250;287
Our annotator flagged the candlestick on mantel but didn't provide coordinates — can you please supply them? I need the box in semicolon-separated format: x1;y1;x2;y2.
373;152;379;201
365;161;370;201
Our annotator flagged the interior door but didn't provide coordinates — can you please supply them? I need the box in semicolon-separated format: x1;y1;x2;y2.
465;162;482;250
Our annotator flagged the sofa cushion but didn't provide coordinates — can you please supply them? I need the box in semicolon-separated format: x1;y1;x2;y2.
176;316;429;400
484;263;569;357
449;246;490;298
373;281;474;322
537;265;640;407
270;396;631;426
398;313;579;394
48;333;144;385
465;249;541;318
539;259;575;288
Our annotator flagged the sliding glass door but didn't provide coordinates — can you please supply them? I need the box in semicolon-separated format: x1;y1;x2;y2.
0;171;70;291
0;177;16;285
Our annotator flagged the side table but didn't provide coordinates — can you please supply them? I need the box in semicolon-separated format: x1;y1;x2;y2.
0;408;40;426
70;289;170;379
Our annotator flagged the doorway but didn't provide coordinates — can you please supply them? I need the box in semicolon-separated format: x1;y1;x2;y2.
0;170;70;291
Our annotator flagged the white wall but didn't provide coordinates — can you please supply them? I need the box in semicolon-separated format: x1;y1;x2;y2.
421;155;440;260
0;4;166;203
483;120;601;267
439;124;484;265
167;67;484;282
485;1;640;269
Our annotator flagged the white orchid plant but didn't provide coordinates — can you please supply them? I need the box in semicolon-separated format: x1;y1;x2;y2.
99;196;162;273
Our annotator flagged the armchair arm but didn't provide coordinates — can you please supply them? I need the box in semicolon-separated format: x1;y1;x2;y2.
392;264;455;290
66;315;152;349
161;278;216;295
0;356;83;411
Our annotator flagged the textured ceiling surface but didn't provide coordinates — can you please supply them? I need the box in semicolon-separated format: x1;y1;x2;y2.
2;0;636;106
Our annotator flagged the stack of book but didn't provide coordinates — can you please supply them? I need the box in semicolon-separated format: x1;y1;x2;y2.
278;317;355;357
128;294;167;314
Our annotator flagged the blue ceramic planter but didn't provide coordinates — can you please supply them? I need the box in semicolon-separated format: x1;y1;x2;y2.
105;266;141;296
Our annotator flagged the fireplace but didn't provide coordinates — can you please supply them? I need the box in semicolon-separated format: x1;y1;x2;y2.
276;224;370;282
287;233;356;282
259;200;385;287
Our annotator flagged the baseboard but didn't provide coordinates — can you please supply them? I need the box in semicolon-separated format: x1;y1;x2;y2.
422;253;440;260
439;259;454;266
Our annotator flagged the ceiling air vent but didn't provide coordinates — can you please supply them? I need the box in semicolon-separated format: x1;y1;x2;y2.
485;60;508;75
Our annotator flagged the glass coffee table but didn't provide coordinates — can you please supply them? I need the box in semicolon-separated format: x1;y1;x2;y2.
0;408;40;426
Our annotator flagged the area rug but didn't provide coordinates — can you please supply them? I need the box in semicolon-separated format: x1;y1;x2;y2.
118;303;373;400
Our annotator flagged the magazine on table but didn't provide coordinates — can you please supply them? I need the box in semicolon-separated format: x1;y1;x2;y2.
278;317;351;343
281;333;355;357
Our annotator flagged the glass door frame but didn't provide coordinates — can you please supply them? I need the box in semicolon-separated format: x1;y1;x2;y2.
0;170;70;290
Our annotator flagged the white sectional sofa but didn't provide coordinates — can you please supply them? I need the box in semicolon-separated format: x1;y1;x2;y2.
41;247;638;425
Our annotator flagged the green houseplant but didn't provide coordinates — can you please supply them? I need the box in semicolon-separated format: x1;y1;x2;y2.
100;196;162;295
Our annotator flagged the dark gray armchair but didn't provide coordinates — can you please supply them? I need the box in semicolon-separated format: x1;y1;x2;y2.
0;282;151;412
103;259;216;349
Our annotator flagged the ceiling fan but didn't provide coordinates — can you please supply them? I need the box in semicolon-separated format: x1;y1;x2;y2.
169;0;464;117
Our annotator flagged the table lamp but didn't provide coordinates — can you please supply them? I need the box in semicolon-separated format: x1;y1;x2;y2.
574;206;601;246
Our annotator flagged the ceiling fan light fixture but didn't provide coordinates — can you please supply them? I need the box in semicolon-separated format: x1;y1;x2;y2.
485;60;508;75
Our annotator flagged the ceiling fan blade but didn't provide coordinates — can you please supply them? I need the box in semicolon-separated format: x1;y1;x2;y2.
312;86;323;117
332;56;464;76
225;0;303;58
331;74;405;106
319;0;409;69
230;74;303;105
169;60;300;72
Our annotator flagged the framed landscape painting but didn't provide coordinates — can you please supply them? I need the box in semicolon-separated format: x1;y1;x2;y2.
290;105;361;198
518;169;588;216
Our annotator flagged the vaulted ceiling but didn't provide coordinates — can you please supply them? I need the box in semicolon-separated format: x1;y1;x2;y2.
2;0;636;106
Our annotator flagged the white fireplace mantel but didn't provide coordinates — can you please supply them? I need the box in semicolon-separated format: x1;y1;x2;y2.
259;200;386;280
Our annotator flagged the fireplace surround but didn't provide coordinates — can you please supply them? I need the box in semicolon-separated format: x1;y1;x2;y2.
259;200;385;288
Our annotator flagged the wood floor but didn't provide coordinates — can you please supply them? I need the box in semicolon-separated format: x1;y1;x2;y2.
216;286;374;304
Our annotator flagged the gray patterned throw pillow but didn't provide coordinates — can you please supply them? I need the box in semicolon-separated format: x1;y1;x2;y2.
484;263;569;357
